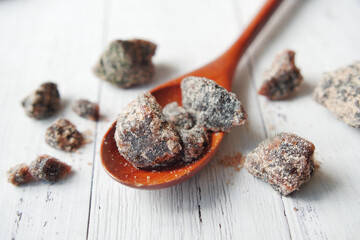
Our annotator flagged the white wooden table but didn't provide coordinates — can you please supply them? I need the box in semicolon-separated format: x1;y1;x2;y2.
1;0;359;239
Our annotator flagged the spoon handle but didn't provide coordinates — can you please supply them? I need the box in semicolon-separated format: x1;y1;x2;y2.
194;0;283;90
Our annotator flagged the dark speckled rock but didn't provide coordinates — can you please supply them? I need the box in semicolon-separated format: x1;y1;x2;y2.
114;93;182;169
181;76;247;132
313;61;360;128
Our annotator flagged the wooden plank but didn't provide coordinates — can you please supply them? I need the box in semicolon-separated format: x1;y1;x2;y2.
239;0;360;239
0;0;103;239
87;0;291;239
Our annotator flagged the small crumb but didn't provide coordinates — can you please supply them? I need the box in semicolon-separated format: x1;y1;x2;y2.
45;119;83;152
294;207;298;212
7;164;33;186
218;152;244;171
72;99;99;121
87;162;93;166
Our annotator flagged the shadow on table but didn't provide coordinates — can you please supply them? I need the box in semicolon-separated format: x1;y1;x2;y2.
290;167;341;201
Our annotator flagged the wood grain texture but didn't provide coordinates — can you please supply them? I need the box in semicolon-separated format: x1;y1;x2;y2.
0;0;103;239
0;0;359;239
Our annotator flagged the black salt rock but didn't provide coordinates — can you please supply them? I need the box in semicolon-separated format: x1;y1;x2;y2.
163;102;194;130
313;61;360;128
114;93;182;169
93;39;157;88
22;82;61;119
181;76;247;132
29;155;71;182
245;132;315;196
73;99;99;121
258;50;303;100
7;164;33;186
179;125;209;162
45;119;83;152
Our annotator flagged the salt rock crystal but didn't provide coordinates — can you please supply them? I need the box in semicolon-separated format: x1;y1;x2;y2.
163;102;194;130
45;119;83;152
181;76;247;132
245;132;315;196
22;82;61;119
93;39;156;88
179;125;209;162
73;99;99;121
114;93;182;169
7;164;32;186
313;61;360;128
29;155;71;182
258;50;303;100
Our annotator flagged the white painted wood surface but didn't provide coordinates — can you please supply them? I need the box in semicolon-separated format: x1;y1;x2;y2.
0;0;359;239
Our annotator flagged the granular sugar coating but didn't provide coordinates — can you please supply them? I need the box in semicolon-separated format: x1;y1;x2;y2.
22;82;61;119
258;50;303;100
93;39;156;88
114;93;182;169
45;119;83;152
181;76;247;132
313;61;360;128
7;164;33;186
163;102;194;130
179;125;209;162
73;99;99;121
245;132;315;196
29;155;71;182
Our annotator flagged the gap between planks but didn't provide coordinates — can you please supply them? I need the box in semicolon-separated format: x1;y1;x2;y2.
86;0;112;238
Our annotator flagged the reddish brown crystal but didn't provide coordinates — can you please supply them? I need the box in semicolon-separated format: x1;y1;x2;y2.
258;50;303;100
29;155;71;182
114;93;182;169
73;99;99;121
7;164;33;186
21;82;61;119
45;119;83;152
245;132;315;196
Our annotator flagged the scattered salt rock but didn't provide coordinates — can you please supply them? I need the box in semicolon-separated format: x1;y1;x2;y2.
93;39;157;88
245;132;315;196
7;164;33;186
21;82;61;119
45;119;83;152
29;155;71;182
313;61;360;128
258;50;303;100
73;99;99;121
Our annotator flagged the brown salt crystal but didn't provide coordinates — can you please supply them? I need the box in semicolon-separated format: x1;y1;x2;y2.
29;155;71;182
72;99;99;121
45;119;83;152
245;132;315;196
114;93;182;169
7;164;33;186
258;50;303;100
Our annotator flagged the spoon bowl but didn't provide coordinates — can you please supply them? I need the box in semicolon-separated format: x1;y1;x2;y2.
101;0;282;189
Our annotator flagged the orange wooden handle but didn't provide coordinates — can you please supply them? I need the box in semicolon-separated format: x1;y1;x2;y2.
194;0;283;90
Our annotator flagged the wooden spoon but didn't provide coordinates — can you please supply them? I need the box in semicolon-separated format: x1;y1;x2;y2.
101;0;282;189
